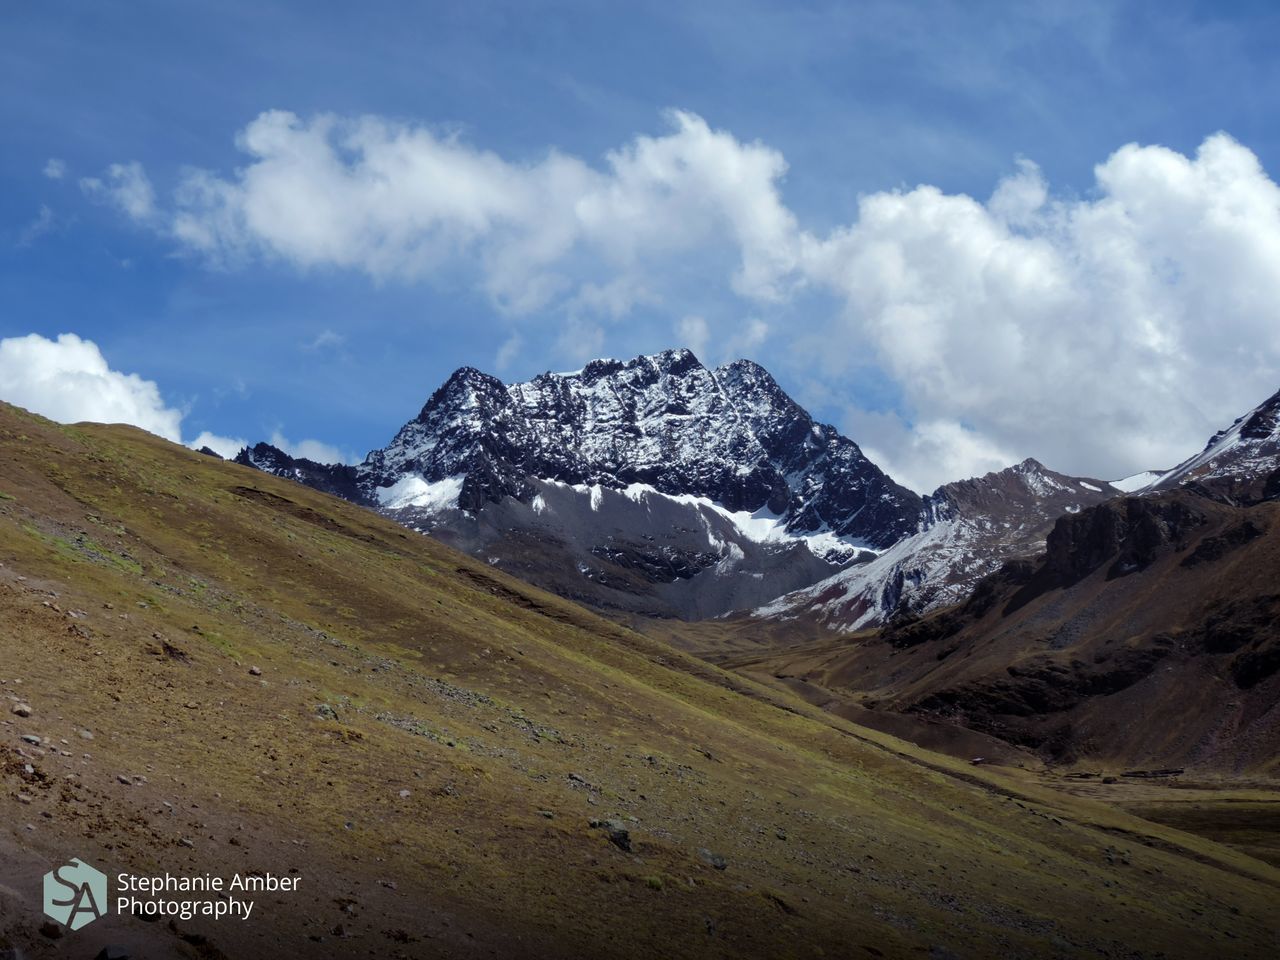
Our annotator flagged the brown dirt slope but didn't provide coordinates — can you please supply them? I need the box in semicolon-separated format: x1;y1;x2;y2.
0;403;1276;959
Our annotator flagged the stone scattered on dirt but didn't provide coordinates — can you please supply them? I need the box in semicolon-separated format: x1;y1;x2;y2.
249;665;262;676
589;818;632;852
698;848;728;870
11;702;31;717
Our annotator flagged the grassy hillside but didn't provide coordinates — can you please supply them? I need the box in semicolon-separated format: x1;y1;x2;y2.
0;403;1276;959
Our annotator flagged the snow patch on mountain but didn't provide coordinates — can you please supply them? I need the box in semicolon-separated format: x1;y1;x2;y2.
1111;471;1161;493
754;518;967;630
755;457;1118;629
376;474;465;511
617;482;871;562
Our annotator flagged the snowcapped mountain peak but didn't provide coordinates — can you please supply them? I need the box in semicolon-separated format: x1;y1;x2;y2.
350;350;925;547
236;349;927;618
929;457;1112;512
415;365;507;420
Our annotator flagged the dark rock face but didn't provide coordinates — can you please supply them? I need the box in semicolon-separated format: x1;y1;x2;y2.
1241;393;1280;440
233;443;367;504
1038;497;1208;586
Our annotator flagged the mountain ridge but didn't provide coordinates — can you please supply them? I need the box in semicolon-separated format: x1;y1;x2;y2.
754;457;1121;630
351;348;924;546
755;384;1280;632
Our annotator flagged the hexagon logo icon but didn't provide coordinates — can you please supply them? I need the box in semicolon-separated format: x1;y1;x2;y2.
43;857;108;930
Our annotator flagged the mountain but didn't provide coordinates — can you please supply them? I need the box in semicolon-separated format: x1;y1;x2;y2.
732;487;1280;774
7;401;1277;958
725;388;1280;772
1105;386;1280;500
754;459;1120;631
756;385;1280;633
238;349;923;619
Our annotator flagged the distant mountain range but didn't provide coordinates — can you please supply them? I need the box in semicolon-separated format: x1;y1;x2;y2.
234;350;1280;628
1140;385;1280;499
754;458;1120;631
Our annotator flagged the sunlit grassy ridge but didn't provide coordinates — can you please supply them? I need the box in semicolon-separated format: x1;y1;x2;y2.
0;402;1275;959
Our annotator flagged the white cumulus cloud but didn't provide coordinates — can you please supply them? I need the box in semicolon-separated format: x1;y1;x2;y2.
0;333;184;441
802;133;1280;490
0;334;347;469
143;109;795;316
191;430;248;459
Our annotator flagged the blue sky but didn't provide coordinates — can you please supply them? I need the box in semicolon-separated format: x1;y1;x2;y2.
3;1;1280;491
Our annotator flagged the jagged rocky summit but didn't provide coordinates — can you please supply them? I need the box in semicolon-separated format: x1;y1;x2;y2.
237;349;924;618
